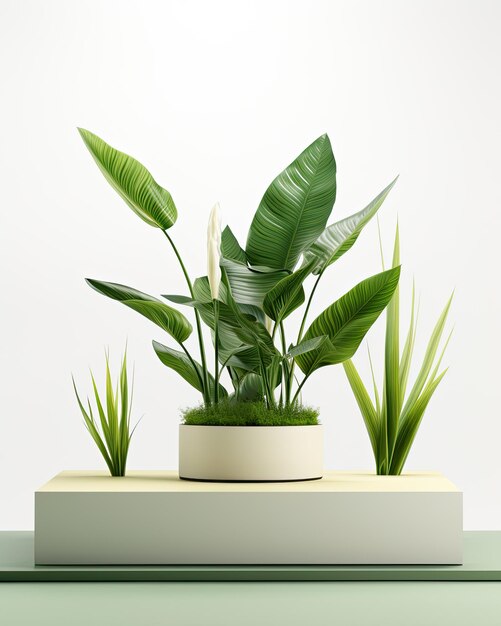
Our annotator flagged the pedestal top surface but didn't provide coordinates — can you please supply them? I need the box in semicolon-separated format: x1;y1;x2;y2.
37;470;460;493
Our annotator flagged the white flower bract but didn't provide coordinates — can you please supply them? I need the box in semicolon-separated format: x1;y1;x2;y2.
207;202;222;300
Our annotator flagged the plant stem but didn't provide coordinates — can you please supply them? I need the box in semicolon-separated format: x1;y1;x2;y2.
287;271;323;405
296;272;323;344
291;374;309;405
279;322;291;407
213;299;220;404
180;343;206;394
162;229;210;405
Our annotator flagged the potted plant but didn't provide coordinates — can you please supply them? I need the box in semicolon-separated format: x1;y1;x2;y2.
79;129;400;481
343;224;453;474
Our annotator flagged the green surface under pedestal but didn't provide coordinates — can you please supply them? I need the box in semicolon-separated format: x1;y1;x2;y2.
1;531;500;582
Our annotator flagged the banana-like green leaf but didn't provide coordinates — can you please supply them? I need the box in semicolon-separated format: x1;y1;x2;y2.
303;178;398;274
162;294;193;305
286;336;328;358
222;258;288;308
221;226;247;264
231;371;263;401
263;260;315;323
189;276;276;370
295;267;401;375
86;279;192;343
245;134;337;271
152;341;227;398
78;128;177;230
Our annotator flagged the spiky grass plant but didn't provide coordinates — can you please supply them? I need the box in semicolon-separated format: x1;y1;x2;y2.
343;224;453;475
72;351;138;476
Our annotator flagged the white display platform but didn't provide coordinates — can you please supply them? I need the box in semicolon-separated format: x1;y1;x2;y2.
34;470;463;565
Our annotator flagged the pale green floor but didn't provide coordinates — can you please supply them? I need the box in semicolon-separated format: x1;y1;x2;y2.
1;582;500;626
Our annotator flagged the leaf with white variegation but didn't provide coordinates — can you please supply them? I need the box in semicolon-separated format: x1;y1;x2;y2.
78;128;177;230
246;134;337;271
304;178;398;275
295;267;401;376
86;279;192;343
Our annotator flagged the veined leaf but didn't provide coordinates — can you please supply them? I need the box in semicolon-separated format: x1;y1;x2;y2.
295;267;401;375
222;258;287;308
221;226;247;264
152;341;227;398
286;336;328;358
246;134;337;271
78;128;177;230
304;178;398;274
232;371;263;401
86;279;192;343
263;261;315;323
162;294;193;305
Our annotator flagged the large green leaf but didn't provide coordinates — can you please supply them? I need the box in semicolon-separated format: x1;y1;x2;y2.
221;259;288;308
86;279;192;343
152;341;227;398
303;178;398;274
221;226;247;264
262;260;315;323
245;134;337;271
295;267;401;375
78;128;177;230
286;336;328;358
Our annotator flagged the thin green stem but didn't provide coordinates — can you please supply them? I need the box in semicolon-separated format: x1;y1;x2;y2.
213;299;220;404
288;272;323;404
162;229;210;404
279;322;291;407
296;272;323;344
291;374;309;406
179;343;205;394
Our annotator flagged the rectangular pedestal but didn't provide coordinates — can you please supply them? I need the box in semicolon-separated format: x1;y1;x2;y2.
35;470;462;565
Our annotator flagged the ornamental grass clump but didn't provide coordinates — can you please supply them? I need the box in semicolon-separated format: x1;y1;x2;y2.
72;351;139;476
343;225;453;474
79;129;400;418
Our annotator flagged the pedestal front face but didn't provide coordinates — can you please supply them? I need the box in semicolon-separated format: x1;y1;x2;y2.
34;471;463;565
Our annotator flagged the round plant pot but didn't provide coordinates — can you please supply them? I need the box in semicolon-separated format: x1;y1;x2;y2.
179;424;323;482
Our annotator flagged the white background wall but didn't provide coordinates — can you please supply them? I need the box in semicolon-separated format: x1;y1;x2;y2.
1;0;500;530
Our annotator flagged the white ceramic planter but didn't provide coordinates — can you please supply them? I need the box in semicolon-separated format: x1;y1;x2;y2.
178;424;323;482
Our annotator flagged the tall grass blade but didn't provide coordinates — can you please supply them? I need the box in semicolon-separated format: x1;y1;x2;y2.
401;293;453;418
343;360;379;458
399;280;416;399
390;369;448;474
384;224;401;464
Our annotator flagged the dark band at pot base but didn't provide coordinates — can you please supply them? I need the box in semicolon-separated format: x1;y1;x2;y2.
179;475;323;483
